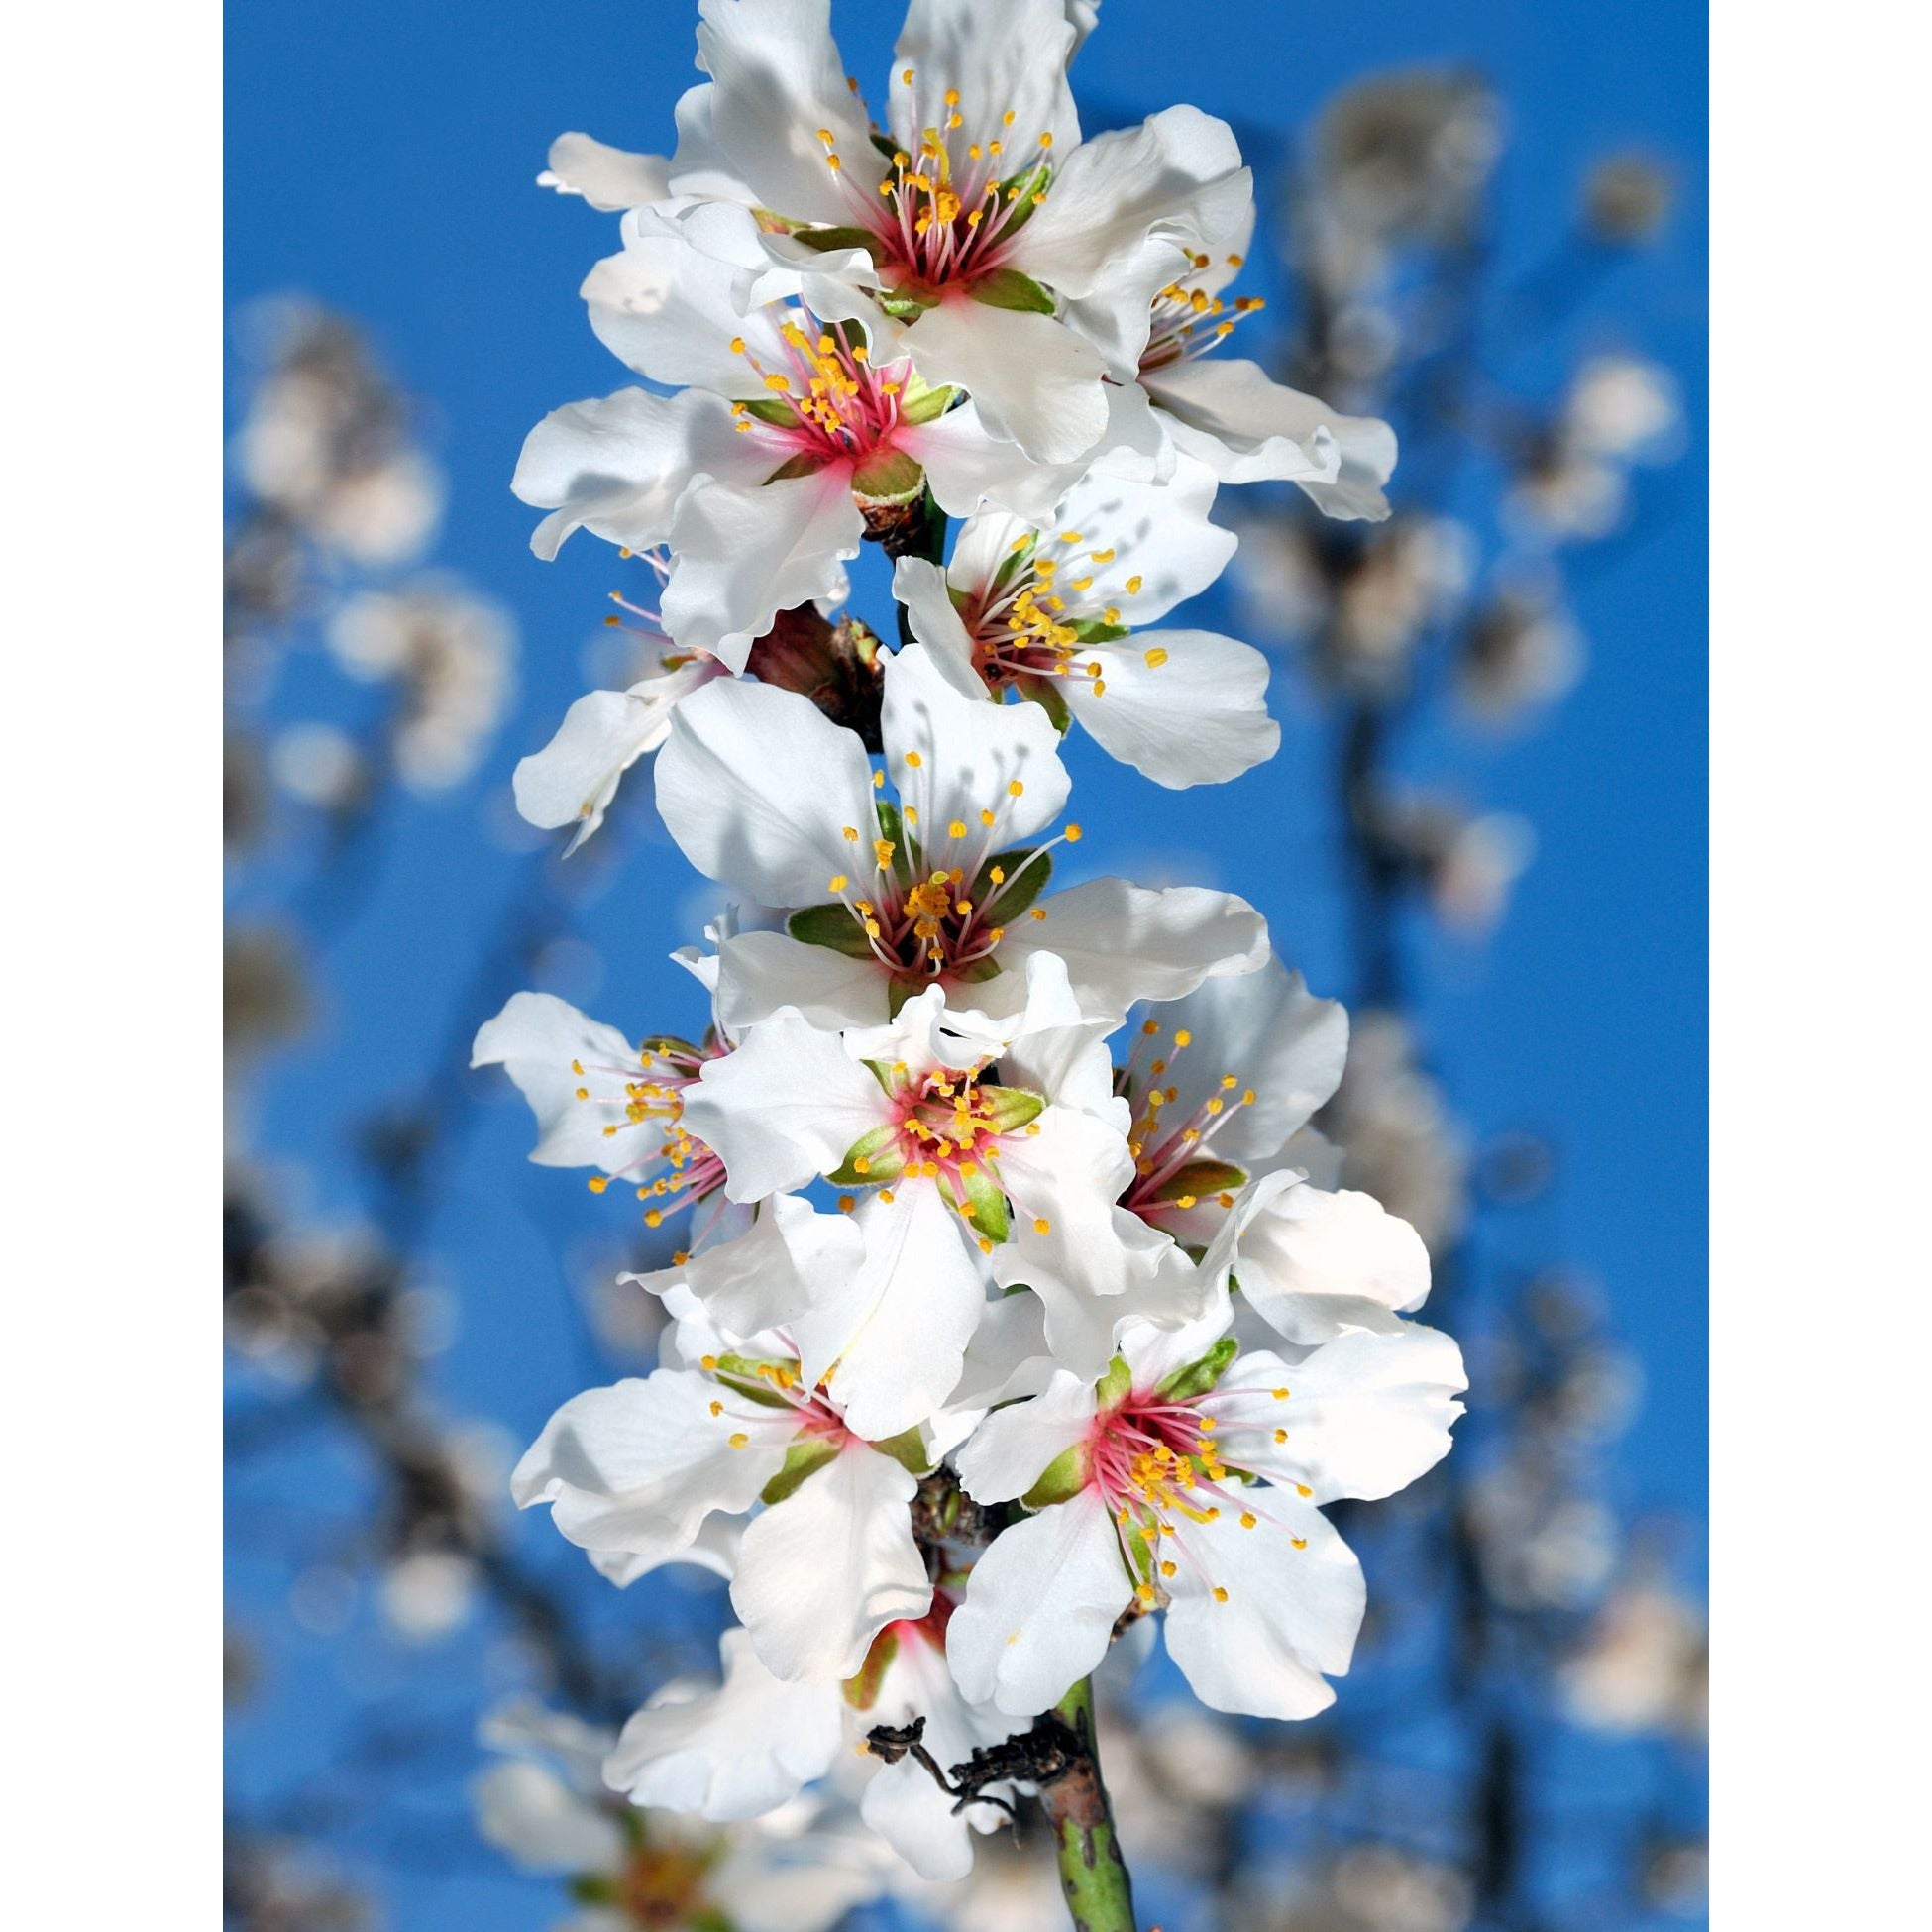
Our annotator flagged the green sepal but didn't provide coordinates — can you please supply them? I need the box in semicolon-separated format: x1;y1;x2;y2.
570;1875;619;1905
790;224;887;263
825;1122;906;1186
1066;617;1131;644
1021;1442;1091;1509
957;1164;1010;1242
976;1084;1045;1134
1147;1158;1249;1205
842;1626;901;1711
788;902;876;959
1095;1353;1133;1410
875;797;905;850
759;1437;842;1505
898;374;957;425
713;1353;804;1408
972;268;1057;314
886;972;931;1018
877;285;938;321
766;452;822;483
871;1426;933;1476
1153;1336;1240;1404
851;448;926;506
1014;673;1073;734
737;394;801;426
971;846;1052;921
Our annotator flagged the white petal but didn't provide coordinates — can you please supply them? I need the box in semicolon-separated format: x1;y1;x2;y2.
663;468;866;673
1061;628;1278;788
1146;357;1396;518
714;928;890;1033
1142;958;1348;1167
1160;1501;1365;1720
898;399;1090;524
682;1013;888;1203
954;1369;1097;1503
900;300;1108;467
795;1181;991;1440
539;133;673;212
1041;453;1234;623
937;1288;1058;1420
730;1441;931;1680
1210;1174;1432;1343
1001;877;1269;1023
602;1626;844;1819
1212;1327;1465;1503
892;555;989;696
1009;105;1248;300
647;1193;867;1337
889;0;1078;159
471;991;648;1172
511;1372;789;1570
514;661;726;850
996;1229;1212;1383
694;0;878;226
584;220;800;394
655;674;875;908
946;1489;1131;1716
512;386;759;560
473;1761;626;1874
880;642;1071;861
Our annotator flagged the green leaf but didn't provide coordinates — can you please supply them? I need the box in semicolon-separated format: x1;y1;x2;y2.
1095;1353;1133;1411
737;394;801;426
898;375;957;424
851;447;925;506
1146;1159;1249;1206
825;1122;906;1187
973;268;1057;314
842;1626;901;1711
972;845;1053;922
787;901;877;959
871;1425;934;1476
1153;1336;1239;1404
760;1437;842;1505
1021;1442;1091;1508
1014;673;1072;734
957;1164;1010;1242
976;1084;1045;1134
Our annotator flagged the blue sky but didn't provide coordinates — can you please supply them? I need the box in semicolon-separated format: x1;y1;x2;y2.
227;1;1706;1920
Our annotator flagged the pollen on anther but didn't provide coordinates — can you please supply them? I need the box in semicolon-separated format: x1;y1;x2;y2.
1212;1585;1229;1604
728;1433;750;1449
1029;908;1047;921
1008;779;1024;797
1291;1536;1308;1550
1239;1511;1257;1530
1032;1217;1051;1235
1065;822;1082;841
1144;647;1169;669
905;750;923;768
708;1400;723;1418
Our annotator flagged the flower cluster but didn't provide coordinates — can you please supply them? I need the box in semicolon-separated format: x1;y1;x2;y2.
481;0;1465;1901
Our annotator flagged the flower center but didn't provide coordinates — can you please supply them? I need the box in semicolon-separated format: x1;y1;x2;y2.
573;1034;730;1234
1116;1017;1256;1225
617;1834;716;1929
727;311;912;470
813;74;1056;297
961;531;1151;694
1139;251;1265;374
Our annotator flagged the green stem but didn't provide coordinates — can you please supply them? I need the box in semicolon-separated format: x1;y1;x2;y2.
1043;1677;1138;1932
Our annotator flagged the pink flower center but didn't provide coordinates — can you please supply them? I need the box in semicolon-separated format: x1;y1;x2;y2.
573;1034;731;1238
1116;1016;1257;1226
1139;251;1267;374
727;311;913;470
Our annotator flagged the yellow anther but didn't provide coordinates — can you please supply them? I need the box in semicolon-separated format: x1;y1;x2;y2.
1239;1511;1257;1530
728;1433;749;1449
1212;1585;1229;1603
1272;1387;1289;1401
1126;575;1143;594
1274;1428;1287;1444
948;819;967;838
1178;1194;1197;1210
587;1175;609;1194
905;749;923;768
990;865;1006;883
1173;1029;1192;1048
827;874;848;893
842;824;860;841
879;1188;896;1205
838;1194;856;1212
1065;823;1082;841
1029;908;1047;921
708;1400;723;1417
1032;1217;1051;1235
1295;1483;1312;1498
1039;131;1053;148
1143;647;1169;669
700;1355;719;1371
644;1209;663;1228
1008;779;1024;797
980;808;996;827
574;1086;590;1101
763;373;791;392
1160;1560;1177;1577
1242;1089;1256;1105
1291;1537;1308;1550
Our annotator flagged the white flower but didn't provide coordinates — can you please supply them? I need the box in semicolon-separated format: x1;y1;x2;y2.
944;1310;1464;1719
515;219;1078;672
511;547;733;852
681;953;1198;1434
539;132;673;212
654;641;1269;1032
511;1339;932;1681
606;1618;1020;1883
656;0;1252;468
475;1699;892;1932
895;456;1280;788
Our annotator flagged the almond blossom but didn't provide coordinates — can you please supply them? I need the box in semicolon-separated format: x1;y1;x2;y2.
680;955;1197;1438
656;0;1252;466
894;453;1281;786
945;1311;1465;1719
606;1617;1020;1883
654;642;1269;1033
512;1324;933;1683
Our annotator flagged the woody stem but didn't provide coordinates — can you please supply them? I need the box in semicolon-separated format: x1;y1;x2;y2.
1043;1676;1138;1932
